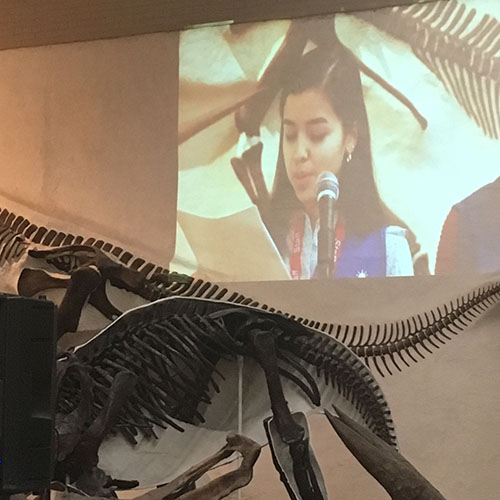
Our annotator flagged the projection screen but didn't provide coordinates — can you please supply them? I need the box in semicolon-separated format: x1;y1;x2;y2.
175;0;500;282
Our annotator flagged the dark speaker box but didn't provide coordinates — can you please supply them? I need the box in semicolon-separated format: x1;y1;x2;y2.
0;294;56;494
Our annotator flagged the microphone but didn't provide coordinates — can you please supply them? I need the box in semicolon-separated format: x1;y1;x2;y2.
316;171;339;279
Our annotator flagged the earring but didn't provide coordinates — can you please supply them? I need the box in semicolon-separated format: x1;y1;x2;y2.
346;150;353;163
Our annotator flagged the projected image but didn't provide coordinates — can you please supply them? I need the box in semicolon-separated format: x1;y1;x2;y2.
265;46;413;280
176;0;500;282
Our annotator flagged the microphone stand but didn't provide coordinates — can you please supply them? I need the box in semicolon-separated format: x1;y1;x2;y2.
315;205;336;279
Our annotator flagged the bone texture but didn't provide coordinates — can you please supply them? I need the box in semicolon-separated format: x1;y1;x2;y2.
58;297;399;452
356;0;500;138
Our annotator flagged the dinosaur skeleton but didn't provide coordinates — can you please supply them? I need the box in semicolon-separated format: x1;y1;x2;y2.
2;206;499;497
0;206;170;281
59;277;500;495
62;296;399;499
59;286;500;498
2;205;499;385
0;205;192;336
0;206;188;298
356;0;500;138
4;204;499;374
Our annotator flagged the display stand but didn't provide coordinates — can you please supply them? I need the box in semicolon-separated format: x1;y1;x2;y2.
237;355;244;500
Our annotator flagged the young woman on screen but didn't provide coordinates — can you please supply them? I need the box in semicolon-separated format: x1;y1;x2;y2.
265;46;414;279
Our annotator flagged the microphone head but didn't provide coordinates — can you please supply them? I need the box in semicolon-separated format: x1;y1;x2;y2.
316;171;339;202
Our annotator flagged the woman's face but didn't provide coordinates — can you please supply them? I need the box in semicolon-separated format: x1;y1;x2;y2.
282;87;357;216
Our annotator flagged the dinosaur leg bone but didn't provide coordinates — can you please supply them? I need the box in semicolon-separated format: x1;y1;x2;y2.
21;266;128;323
59;370;138;497
57;265;102;338
17;267;71;297
137;433;261;500
245;322;325;500
244;324;304;444
324;408;446;500
88;281;123;320
29;245;150;297
18;265;103;338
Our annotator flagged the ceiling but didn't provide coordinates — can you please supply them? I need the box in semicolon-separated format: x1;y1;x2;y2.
0;0;435;51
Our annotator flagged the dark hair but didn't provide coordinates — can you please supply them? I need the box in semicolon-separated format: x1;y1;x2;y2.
267;45;390;252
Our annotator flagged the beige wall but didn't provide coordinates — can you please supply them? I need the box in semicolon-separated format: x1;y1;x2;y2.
0;32;178;265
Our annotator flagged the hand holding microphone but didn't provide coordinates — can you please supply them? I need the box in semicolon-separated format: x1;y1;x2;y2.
315;171;340;279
